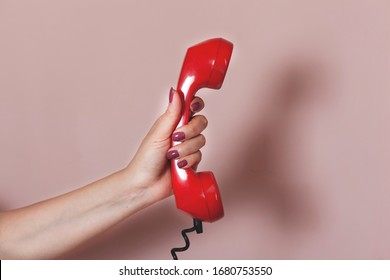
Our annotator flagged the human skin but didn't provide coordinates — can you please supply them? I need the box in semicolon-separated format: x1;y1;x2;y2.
0;88;207;259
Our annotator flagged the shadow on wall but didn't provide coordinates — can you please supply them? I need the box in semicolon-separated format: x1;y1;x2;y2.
222;55;330;236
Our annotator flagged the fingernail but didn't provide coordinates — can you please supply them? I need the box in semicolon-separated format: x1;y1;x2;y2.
169;87;174;103
167;150;179;159
191;102;201;112
177;159;188;168
172;131;185;141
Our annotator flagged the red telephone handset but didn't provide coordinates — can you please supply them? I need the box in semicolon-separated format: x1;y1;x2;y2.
171;38;233;223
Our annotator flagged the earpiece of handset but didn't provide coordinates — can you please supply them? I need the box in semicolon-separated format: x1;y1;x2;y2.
171;38;233;223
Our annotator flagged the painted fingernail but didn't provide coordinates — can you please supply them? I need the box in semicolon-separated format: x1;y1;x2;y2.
167;150;179;159
172;132;185;141
169;87;174;103
191;102;201;112
177;159;188;168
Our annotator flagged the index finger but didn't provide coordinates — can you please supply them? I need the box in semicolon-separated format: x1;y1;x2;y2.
190;97;205;113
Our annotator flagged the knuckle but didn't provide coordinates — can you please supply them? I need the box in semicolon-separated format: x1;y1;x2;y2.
188;124;197;135
200;115;208;127
198;151;203;161
188;115;208;136
199;134;206;146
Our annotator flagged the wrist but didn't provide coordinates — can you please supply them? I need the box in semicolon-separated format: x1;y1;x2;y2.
115;165;157;211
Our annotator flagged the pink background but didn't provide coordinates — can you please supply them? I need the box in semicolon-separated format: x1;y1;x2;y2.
1;0;389;259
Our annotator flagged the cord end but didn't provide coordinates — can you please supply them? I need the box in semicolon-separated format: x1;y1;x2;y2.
193;219;203;234
171;219;203;260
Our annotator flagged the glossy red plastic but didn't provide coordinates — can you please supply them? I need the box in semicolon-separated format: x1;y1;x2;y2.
171;38;233;222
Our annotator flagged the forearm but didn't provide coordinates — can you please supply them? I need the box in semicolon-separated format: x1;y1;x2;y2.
0;168;152;259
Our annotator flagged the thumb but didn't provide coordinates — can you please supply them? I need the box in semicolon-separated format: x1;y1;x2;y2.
146;88;182;143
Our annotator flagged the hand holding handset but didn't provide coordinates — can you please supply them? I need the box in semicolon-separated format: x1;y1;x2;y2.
170;38;233;259
171;38;233;222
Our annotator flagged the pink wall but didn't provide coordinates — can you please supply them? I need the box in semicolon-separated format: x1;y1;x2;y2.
1;0;389;259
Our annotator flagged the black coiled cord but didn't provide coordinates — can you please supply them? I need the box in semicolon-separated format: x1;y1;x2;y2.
171;219;203;260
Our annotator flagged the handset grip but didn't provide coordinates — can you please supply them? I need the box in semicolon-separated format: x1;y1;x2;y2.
171;38;233;222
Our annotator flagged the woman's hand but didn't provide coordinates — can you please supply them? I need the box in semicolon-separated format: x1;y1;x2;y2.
123;88;208;204
0;88;209;259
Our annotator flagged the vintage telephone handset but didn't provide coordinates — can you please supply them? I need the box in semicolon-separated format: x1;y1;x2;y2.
169;38;233;259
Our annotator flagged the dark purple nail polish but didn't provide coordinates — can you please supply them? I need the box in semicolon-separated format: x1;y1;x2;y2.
172;132;185;141
169;87;174;103
177;159;187;168
167;150;179;159
191;102;201;112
